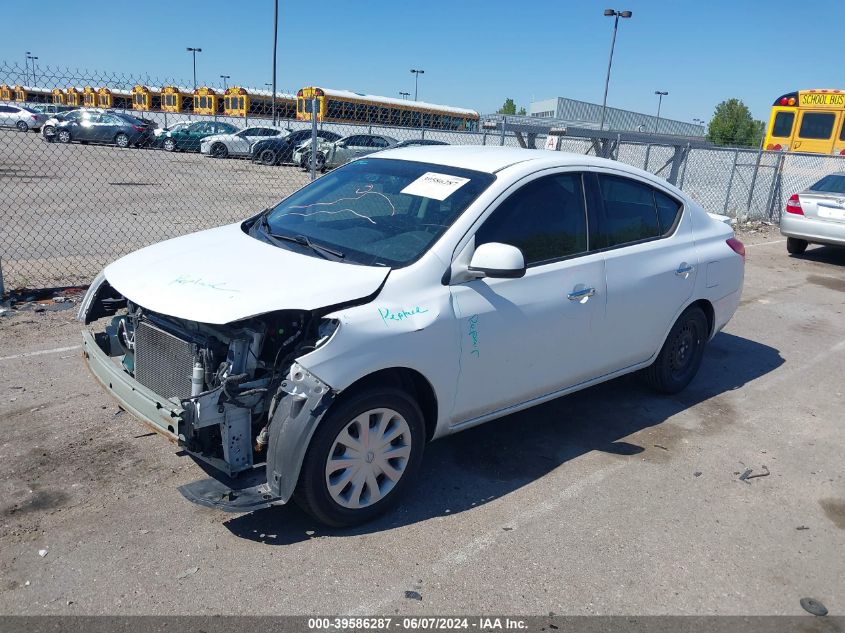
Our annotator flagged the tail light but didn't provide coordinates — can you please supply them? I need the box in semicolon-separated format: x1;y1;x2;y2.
31;115;38;120
132;125;144;132
839;149;845;156
785;194;804;215
726;237;745;262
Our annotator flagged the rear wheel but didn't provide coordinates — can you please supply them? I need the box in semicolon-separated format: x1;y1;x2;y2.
162;138;176;152
57;129;72;144
16;120;29;132
786;237;808;255
211;142;228;159
114;133;129;148
643;305;709;394
294;387;425;527
43;125;55;141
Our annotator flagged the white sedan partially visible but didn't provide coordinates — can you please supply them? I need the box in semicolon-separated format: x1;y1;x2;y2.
201;125;289;159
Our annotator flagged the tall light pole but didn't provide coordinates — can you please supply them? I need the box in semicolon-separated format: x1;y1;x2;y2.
654;90;668;134
399;91;410;100
271;0;279;125
220;75;230;90
186;47;202;91
410;69;424;101
598;9;632;131
25;52;38;86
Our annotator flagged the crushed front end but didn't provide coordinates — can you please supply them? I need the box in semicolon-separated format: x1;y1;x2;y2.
79;274;337;510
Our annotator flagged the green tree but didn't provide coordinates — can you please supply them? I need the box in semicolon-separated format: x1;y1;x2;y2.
497;98;517;115
706;98;766;147
517;106;527;115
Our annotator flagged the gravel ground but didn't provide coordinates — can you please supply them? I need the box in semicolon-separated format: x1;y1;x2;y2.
0;222;843;616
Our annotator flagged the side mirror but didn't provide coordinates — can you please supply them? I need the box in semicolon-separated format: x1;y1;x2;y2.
468;242;526;279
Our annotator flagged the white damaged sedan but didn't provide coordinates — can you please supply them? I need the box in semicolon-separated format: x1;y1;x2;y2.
79;146;745;526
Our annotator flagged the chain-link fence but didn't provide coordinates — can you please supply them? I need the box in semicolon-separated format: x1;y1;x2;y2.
2;62;844;291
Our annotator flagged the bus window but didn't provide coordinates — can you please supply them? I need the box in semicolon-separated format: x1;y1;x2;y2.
327;100;342;119
297;98;304;114
798;112;835;139
840;120;845;141
771;111;794;138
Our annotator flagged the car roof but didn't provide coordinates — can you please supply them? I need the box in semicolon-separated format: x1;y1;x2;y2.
373;145;632;174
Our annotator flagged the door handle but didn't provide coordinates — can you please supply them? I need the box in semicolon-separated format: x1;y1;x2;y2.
675;263;694;277
567;286;596;302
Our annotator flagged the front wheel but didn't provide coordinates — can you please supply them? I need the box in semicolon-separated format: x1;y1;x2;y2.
162;138;176;152
114;133;129;148
16;120;29;132
57;129;72;144
211;142;228;159
258;148;277;166
643;305;709;394
43;125;55;141
294;387;426;527
786;237;808;255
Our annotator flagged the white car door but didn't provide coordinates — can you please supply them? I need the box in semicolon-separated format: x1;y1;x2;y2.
449;171;607;424
588;170;698;372
0;105;14;127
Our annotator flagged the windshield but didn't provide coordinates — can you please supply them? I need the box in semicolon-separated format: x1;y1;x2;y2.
810;174;845;194
258;158;494;267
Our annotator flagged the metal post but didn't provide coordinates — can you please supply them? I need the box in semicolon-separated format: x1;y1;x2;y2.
678;143;691;189
599;14;619;132
722;149;739;214
0;257;5;299
500;116;506;146
271;0;278;126
482;130;487;146
655;93;663;133
310;97;318;181
644;143;651;171
765;153;786;220
744;147;764;223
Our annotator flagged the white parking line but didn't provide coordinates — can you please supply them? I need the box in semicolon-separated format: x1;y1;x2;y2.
0;345;81;362
745;239;785;248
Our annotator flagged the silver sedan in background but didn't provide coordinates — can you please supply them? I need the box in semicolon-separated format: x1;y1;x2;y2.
781;172;845;254
0;103;48;132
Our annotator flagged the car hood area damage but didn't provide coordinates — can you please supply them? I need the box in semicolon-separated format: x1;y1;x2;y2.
102;222;391;324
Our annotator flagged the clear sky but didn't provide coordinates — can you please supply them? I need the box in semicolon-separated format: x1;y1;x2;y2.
2;0;843;124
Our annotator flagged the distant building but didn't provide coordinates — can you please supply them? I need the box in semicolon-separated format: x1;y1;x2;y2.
529;96;704;137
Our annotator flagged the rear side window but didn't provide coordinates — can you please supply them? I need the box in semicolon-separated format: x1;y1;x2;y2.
475;173;588;265
798;112;836;139
771;111;794;138
596;175;660;247
654;191;682;234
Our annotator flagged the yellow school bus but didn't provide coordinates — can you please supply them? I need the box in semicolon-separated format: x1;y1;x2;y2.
194;86;221;115
765;89;845;155
295;86;480;131
51;88;66;104
0;84;12;101
65;87;82;107
82;86;98;107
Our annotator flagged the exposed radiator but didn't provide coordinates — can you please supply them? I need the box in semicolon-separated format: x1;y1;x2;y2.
134;321;197;400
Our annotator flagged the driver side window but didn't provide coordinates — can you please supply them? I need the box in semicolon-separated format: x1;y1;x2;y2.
475;173;588;266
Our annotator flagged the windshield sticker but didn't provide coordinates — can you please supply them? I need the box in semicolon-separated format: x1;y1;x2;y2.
400;172;470;201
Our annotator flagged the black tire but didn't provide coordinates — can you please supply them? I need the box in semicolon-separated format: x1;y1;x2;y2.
57;129;72;144
43;125;55;141
786;237;808;255
162;137;176;152
16;120;29;132
211;142;228;159
315;152;326;172
294;387;426;527
643;305;709;394
114;133;129;148
259;148;277;166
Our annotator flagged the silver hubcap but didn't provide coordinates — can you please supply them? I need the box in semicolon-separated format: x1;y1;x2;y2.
117;135;127;147
325;408;412;509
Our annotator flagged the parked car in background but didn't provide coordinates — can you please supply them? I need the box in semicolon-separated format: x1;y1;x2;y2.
78;146;745;526
294;133;398;171
31;104;76;116
159;121;239;152
42;108;102;141
200;126;289;159
781;172;845;254
54;110;156;148
153;120;192;140
391;139;450;149
251;129;342;166
0;103;48;132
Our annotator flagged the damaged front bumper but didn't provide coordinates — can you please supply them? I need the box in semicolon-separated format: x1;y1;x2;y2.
82;325;335;512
